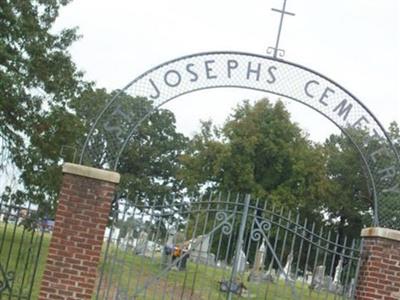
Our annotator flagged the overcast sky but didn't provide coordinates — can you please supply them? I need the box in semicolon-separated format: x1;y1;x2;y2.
55;0;400;141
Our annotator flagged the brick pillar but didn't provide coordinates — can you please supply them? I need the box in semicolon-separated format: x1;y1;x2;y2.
355;228;400;300
39;163;120;300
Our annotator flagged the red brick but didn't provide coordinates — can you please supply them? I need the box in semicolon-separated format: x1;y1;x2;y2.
39;166;117;300
356;235;400;300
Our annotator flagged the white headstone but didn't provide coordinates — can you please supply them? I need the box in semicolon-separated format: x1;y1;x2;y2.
193;235;210;253
347;278;355;298
189;235;215;265
253;241;266;273
305;271;313;285
166;230;176;246
311;265;325;290
281;252;293;279
235;249;247;273
136;231;149;255
333;257;343;284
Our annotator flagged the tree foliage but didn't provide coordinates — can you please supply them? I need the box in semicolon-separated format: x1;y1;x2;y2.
0;0;87;211
0;0;83;154
1;0;398;234
179;99;331;223
178;99;400;237
322;131;373;236
73;89;189;204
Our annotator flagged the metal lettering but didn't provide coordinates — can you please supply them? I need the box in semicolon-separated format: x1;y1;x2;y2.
333;99;353;121
246;61;261;81
383;183;400;194
103;121;123;139
164;69;182;87
112;105;133;123
227;59;239;79
319;87;335;106
362;128;381;148
204;60;217;79
378;166;396;180
148;78;161;99
304;80;319;98
352;115;369;128
103;104;134;140
371;147;388;163
267;65;278;84
186;63;199;82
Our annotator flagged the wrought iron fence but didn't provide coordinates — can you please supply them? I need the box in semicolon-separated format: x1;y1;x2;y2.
0;197;50;299
96;193;361;300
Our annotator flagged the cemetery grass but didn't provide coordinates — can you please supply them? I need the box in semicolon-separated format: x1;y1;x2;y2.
0;225;342;300
0;223;51;299
97;246;340;300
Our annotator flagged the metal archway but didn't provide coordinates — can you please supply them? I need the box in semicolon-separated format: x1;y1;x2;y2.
80;51;400;229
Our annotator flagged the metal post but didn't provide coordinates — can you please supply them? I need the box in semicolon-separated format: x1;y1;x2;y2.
227;194;251;300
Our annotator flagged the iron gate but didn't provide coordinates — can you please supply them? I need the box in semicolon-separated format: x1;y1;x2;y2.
96;193;360;300
0;197;49;299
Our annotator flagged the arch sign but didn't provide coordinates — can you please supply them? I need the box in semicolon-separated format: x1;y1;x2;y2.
80;51;399;229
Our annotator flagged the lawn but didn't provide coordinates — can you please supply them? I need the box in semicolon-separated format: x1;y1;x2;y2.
0;222;51;299
95;247;343;300
0;224;345;299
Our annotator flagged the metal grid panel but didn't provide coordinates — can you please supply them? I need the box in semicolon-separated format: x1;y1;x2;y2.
80;52;400;229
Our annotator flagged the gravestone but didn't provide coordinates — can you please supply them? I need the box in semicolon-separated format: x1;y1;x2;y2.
331;257;344;293
263;268;276;282
347;278;355;298
166;228;177;245
324;276;333;291
189;235;215;265
135;231;149;255
254;242;266;272
233;249;247;274
280;252;293;280
333;257;343;285
305;271;313;285
119;228;132;249
264;259;276;282
249;242;266;282
310;265;325;291
216;260;226;268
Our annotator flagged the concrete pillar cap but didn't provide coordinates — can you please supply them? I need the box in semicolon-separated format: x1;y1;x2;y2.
62;163;120;183
361;227;400;242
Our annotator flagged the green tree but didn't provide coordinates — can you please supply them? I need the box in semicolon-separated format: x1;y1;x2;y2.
73;89;189;204
388;121;400;153
322;131;373;237
0;0;84;160
380;121;400;228
322;122;400;234
0;0;86;211
179;99;330;220
0;0;190;211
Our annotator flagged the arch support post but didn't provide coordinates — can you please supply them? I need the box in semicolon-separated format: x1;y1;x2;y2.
39;163;120;300
355;227;400;300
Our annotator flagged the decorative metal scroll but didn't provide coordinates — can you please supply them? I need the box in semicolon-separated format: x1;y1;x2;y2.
0;264;13;294
80;51;400;229
251;217;298;299
132;211;235;298
96;193;361;299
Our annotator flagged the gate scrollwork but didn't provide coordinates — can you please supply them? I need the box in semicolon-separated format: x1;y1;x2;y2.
216;211;233;235
251;219;272;242
0;264;14;295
